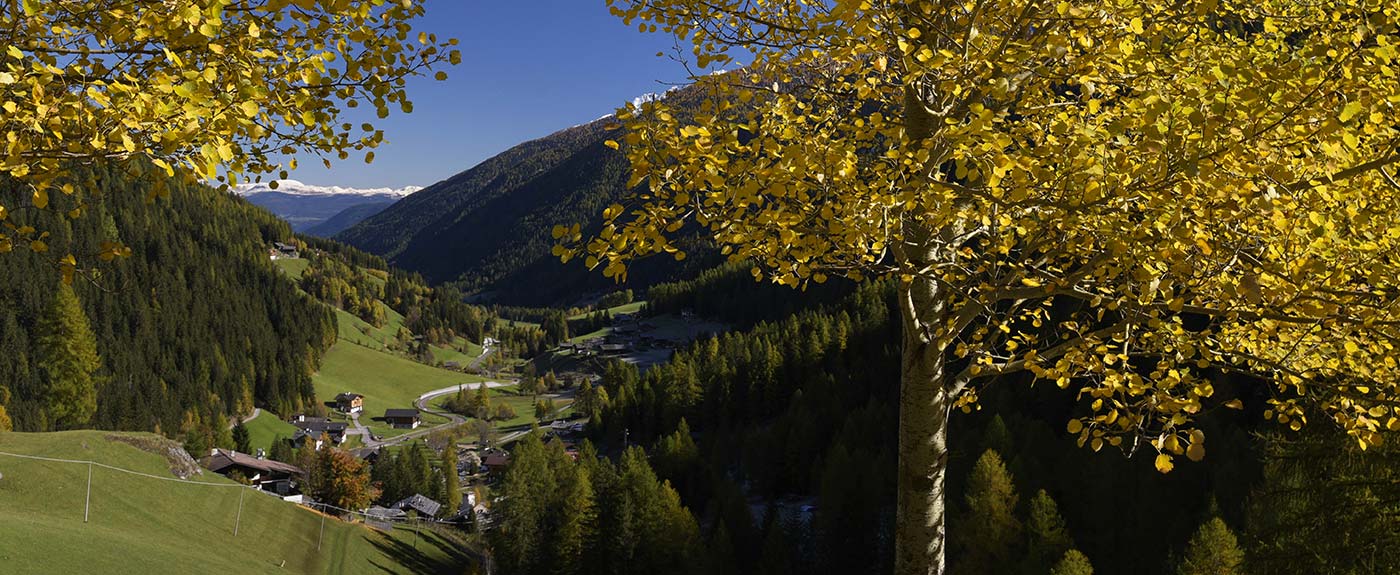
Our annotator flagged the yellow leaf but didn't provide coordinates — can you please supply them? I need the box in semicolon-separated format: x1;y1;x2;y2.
1066;419;1083;434
1223;399;1243;410
1020;277;1042;287
1340;102;1364;122
32;188;48;209
1154;453;1174;473
1186;443;1205;462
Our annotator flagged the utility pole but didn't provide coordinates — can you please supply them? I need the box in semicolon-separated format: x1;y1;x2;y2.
83;461;92;523
234;487;245;536
317;504;326;551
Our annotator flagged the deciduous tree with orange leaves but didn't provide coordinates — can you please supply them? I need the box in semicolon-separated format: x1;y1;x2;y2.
560;1;1400;573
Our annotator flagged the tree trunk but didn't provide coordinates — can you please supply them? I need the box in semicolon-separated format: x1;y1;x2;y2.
893;272;952;575
894;81;955;575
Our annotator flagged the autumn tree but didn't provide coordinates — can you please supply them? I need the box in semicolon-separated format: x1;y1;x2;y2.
569;1;1400;573
320;448;377;512
1177;517;1244;575
1024;490;1073;574
953;450;1020;575
1051;550;1095;575
0;0;457;281
36;283;100;429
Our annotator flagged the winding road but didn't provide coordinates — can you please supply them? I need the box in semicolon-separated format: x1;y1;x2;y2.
229;408;262;429
349;380;517;450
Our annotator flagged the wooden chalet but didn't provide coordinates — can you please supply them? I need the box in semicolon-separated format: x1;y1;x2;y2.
334;392;364;414
383;408;421;429
202;448;304;495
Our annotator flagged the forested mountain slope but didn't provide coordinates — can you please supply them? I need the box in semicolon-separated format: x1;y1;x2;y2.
0;167;336;439
540;265;1400;575
337;90;715;307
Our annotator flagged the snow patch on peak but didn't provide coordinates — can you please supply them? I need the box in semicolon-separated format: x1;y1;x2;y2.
631;86;681;108
233;179;422;198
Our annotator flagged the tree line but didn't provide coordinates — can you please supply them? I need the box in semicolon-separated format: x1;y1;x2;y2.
492;432;701;575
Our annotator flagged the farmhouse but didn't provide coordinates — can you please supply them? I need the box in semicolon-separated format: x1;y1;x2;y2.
393;493;443;517
334;392;364;414
202;448;304;495
288;416;349;448
483;452;511;475
270;242;300;260
383;408;421;429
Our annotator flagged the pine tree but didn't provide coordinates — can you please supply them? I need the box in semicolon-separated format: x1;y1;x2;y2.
552;466;598;575
35;283;100;430
1024;490;1072;573
1177;517;1244;575
954;450;1021;575
269;436;294;463
983;415;1014;461
441;445;462;515
1051;549;1094;575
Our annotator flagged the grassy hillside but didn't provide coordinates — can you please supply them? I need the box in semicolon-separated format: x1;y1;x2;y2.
273;257;312;280
0;431;471;574
241;411;298;454
312;343;485;437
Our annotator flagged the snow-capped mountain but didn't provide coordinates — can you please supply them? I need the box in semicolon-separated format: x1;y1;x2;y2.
233;179;421;198
233;179;421;235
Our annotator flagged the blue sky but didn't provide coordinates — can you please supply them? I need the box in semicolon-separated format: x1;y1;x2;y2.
282;0;690;189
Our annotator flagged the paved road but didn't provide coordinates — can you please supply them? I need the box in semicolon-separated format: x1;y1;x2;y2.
229;408;262;429
349;381;517;450
468;338;496;370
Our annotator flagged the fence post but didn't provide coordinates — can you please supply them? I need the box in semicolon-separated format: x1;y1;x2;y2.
234;487;245;536
317;503;326;551
84;461;92;523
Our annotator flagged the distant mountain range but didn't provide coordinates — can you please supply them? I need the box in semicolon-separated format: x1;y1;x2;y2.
233;179;420;235
335;85;716;307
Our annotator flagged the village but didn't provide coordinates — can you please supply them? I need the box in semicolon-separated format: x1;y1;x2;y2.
188;301;693;539
201;385;592;534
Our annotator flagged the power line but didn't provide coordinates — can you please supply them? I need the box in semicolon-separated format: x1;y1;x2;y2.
0;449;472;526
0;450;243;487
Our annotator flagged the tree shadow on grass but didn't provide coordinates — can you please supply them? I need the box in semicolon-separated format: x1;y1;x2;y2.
367;527;474;575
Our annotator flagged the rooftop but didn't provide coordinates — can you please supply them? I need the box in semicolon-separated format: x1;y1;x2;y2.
203;449;304;477
384;408;420;418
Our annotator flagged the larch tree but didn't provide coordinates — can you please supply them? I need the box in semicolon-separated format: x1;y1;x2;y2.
954;450;1021;575
1051;549;1095;575
563;1;1400;573
1177;517;1245;575
36;282;101;429
0;0;457;282
1024;490;1073;573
